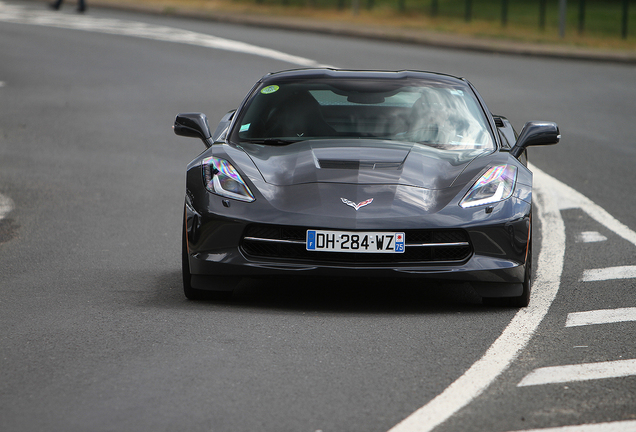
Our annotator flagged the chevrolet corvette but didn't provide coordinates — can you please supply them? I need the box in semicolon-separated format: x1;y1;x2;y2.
174;69;559;306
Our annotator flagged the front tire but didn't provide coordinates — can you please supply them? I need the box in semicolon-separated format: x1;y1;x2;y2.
182;208;234;301
182;213;207;300
510;239;532;307
482;239;531;308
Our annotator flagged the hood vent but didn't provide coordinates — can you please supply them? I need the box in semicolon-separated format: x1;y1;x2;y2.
319;159;403;170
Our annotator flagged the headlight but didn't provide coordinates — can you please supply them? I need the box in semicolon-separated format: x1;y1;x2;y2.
202;156;255;202
459;165;517;208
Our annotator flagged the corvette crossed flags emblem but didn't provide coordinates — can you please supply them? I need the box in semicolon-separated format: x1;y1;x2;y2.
340;198;374;211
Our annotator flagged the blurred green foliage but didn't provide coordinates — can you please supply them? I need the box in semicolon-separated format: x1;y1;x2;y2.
246;0;634;39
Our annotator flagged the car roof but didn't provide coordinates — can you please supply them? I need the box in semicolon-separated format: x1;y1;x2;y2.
260;68;468;86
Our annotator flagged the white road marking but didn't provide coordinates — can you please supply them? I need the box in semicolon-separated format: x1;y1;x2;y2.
566;307;636;327
388;165;567;432
517;359;636;387
389;164;636;431
508;420;636;432
576;231;607;243
543;167;636;248
0;1;332;68
582;265;636;282
0;193;14;220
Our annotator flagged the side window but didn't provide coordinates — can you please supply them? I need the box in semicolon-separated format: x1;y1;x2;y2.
498;129;511;148
494;116;516;149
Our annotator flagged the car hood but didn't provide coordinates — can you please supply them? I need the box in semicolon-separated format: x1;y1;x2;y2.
239;139;489;190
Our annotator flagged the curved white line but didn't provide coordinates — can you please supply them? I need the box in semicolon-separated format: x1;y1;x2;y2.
537;166;636;247
0;1;333;68
388;165;567;432
389;164;636;431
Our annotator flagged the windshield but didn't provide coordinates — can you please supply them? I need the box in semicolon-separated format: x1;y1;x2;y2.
232;78;495;151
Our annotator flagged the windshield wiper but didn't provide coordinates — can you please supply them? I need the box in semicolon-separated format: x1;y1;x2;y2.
243;138;299;145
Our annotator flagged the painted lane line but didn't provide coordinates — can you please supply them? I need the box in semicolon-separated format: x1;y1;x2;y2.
582;265;636;282
388;165;567;432
0;1;332;68
389;164;636;431
507;420;636;432
566;307;636;327
0;194;14;221
540;165;636;248
581;265;636;282
576;231;607;243
517;359;636;387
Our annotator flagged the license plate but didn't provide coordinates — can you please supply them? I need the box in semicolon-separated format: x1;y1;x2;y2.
306;230;405;253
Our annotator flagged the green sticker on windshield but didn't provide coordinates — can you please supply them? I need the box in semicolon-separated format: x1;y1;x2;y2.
261;85;279;95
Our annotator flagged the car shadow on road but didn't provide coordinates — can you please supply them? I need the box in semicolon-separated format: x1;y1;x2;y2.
153;272;487;314
236;276;485;314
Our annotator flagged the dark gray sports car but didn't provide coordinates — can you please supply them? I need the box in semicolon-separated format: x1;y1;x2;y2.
174;69;559;306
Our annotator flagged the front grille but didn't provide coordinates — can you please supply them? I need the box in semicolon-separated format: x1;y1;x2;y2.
240;224;472;264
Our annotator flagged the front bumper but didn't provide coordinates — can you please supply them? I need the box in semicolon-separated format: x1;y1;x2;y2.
184;195;531;295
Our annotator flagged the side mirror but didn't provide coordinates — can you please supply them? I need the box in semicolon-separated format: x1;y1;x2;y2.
510;121;560;158
174;113;212;147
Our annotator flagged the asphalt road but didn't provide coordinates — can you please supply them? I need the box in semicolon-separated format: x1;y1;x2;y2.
1;2;635;432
